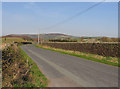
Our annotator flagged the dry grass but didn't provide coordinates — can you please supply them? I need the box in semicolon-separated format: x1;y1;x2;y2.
35;45;119;66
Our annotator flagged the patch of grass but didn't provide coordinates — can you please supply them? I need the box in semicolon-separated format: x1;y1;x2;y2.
19;47;48;87
35;45;120;67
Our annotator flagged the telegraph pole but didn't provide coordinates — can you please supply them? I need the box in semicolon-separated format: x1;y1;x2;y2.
41;33;42;45
38;30;39;44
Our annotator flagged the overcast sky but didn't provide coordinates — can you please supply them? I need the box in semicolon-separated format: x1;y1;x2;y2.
2;2;118;37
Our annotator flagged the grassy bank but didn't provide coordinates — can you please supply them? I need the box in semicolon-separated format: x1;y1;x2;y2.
2;44;48;87
35;45;120;67
19;47;48;87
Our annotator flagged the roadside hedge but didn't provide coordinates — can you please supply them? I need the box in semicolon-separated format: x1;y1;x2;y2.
42;42;120;57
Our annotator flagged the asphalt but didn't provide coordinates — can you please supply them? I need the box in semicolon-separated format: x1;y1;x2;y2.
21;45;118;87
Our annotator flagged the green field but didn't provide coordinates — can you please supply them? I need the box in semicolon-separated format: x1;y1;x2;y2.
2;37;25;44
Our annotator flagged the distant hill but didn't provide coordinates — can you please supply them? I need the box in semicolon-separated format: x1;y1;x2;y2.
7;33;78;40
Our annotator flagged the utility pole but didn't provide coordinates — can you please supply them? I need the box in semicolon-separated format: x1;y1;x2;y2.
38;30;39;44
41;33;42;45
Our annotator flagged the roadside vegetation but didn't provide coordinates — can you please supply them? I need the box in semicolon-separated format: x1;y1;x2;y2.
19;47;48;87
2;37;48;87
41;42;119;57
35;45;120;67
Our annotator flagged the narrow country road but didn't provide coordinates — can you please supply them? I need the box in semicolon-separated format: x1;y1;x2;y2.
21;45;118;87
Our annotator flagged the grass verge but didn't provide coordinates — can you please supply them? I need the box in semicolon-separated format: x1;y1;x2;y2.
19;46;48;87
35;45;120;67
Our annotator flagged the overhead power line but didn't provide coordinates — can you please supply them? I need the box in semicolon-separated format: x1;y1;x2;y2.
41;0;106;30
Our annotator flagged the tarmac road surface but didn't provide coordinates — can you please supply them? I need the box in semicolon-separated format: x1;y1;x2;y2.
21;45;118;87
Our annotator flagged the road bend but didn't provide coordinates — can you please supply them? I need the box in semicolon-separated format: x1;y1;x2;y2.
21;45;118;87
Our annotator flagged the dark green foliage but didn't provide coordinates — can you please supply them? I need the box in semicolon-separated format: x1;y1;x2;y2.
49;39;77;42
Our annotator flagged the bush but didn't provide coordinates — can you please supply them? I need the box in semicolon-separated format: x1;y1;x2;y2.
2;44;33;87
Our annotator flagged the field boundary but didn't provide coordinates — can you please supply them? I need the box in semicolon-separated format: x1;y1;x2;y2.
42;42;119;57
35;45;119;67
